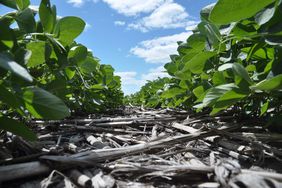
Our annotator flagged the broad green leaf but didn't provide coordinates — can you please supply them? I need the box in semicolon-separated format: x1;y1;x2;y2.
164;62;177;76
91;84;105;90
260;101;269;116
251;74;282;91
26;41;46;67
232;63;253;85
255;5;276;26
186;33;206;51
0;85;21;109
194;83;237;109
209;0;275;24
0;0;17;9
200;3;216;21
54;16;85;46
65;67;76;80
161;88;184;99
193;86;205;99
79;56;99;74
22;86;70;119
39;0;55;33
0;117;36;141
210;89;247;115
218;63;233;71
0;52;33;82
69;45;88;64
16;0;30;10
212;71;226;86
183;52;216;74
198;22;221;47
16;8;36;33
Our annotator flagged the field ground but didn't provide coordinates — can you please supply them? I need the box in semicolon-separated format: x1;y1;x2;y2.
0;107;282;188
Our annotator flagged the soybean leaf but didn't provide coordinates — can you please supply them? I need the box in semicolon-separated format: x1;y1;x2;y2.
161;88;184;99
0;52;33;82
194;83;237;109
210;0;275;24
69;45;88;64
193;86;205;99
183;51;216;74
260;101;269;116
210;89;247;115
232;63;253;85
255;5;276;26
16;8;36;33
0;117;36;141
26;41;46;67
22;86;70;119
54;16;85;46
16;0;30;10
39;0;55;33
0;85;21;109
251;74;282;91
0;0;17;9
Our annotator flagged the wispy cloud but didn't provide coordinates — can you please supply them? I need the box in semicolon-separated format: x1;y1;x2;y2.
130;32;192;64
102;0;166;16
67;0;99;7
67;0;85;7
128;1;196;32
114;21;126;26
116;66;169;95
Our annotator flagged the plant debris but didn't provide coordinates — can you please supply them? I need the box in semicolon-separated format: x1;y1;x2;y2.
0;107;282;188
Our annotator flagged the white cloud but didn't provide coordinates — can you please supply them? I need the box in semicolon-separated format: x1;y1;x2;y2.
67;0;99;7
141;66;168;81
102;0;166;16
130;32;192;64
128;1;195;32
114;21;126;26
67;0;85;7
116;72;144;86
116;66;169;95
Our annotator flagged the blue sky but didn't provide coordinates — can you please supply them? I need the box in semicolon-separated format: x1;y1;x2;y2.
1;0;216;94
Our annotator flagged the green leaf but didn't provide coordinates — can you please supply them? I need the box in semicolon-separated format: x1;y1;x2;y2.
79;56;99;74
16;0;30;10
22;86;70;119
69;45;88;64
0;0;17;9
0;52;33;82
54;16;85;46
16;8;36;33
251;74;282;91
183;52;216;74
212;71;226;86
161;87;184;99
65;67;76;80
194;83;237;109
260;101;269;116
193;86;205;99
255;5;276;26
0;117;36;141
186;33;206;51
200;3;216;21
209;0;275;24
39;0;55;33
0;85;21;109
26;41;46;67
210;89;247;115
232;63;253;85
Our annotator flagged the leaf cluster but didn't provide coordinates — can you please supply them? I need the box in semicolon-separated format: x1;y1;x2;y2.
0;0;123;140
126;0;282;122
